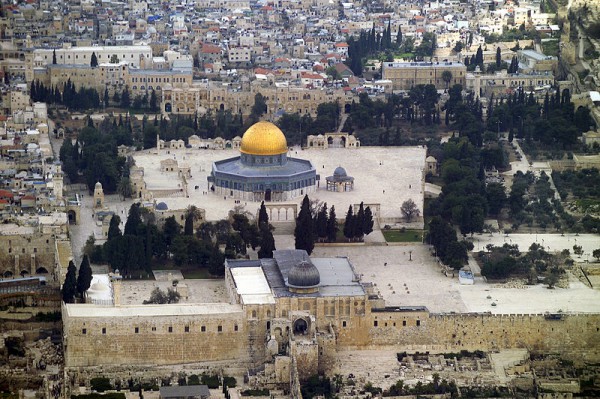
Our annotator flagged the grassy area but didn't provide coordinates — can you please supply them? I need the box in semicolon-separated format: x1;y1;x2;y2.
382;229;424;243
541;40;559;56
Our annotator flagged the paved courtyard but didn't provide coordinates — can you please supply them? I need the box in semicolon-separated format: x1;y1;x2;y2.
132;145;427;223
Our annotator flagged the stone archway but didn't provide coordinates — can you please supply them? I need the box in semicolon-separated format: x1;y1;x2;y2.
67;210;77;224
344;103;351;114
293;318;308;335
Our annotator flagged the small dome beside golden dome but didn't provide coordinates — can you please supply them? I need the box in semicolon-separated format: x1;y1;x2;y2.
240;121;288;156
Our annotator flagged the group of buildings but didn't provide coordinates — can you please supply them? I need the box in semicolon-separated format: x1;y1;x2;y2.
0;0;573;120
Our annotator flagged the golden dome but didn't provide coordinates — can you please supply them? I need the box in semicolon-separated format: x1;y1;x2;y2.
240;121;288;156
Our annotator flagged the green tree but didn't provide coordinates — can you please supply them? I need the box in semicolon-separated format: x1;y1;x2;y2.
316;203;328;241
76;255;93;297
120;86;131;108
363;206;374;235
401;199;420;222
343;205;354;241
441;70;453;89
593;248;600;262
495;47;501;68
207;244;225;276
258;224;276;258
124;203;142;235
326;205;337;242
52;49;57;65
294;195;315;254
486;182;506;216
62;260;77;303
110;54;119;63
90;51;98;67
249;93;267;123
258;201;269;229
149;89;158;112
184;205;202;236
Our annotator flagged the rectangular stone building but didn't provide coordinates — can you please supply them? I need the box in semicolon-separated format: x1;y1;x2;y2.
382;61;466;90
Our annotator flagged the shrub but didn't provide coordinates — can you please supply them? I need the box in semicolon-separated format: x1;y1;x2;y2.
90;378;113;393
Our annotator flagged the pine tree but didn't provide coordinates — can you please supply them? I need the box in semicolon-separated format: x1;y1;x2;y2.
104;87;109;107
294;195;315;254
343;205;354;241
76;255;93;297
62;261;77;303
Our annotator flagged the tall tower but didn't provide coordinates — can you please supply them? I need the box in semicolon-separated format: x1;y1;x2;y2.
93;182;104;209
53;163;64;201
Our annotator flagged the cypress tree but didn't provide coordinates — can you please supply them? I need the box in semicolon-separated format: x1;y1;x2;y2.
184;213;194;235
326;205;337;242
354;202;365;240
316;203;328;241
495;47;501;68
76;255;93;297
124;203;142;236
52;49;57;64
258;224;275;259
343;205;354;241
396;26;402;46
294;195;315;254
62;261;77;303
363;206;374;236
258;201;269;229
90;51;98;67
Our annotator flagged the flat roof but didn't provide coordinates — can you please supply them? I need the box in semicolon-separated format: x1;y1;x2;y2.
384;61;465;68
64;303;243;317
230;266;275;304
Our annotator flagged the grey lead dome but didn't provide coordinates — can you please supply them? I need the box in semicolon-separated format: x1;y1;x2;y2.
287;261;320;288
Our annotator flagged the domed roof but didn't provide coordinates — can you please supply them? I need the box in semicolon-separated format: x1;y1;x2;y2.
90;282;109;292
333;166;347;178
287;261;320;288
156;201;168;210
240;121;288;156
95;182;103;189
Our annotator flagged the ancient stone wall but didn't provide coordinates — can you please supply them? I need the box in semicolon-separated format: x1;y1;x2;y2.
362;311;600;364
0;233;56;278
63;310;249;368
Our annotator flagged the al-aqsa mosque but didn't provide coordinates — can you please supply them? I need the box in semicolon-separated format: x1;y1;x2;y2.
208;121;317;202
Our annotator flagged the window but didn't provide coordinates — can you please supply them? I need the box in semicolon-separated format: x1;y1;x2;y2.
135;327;139;333
416;320;421;327
342;321;346;327
102;328;106;334
184;326;190;333
402;320;406;326
168;326;173;333
217;326;222;332
152;326;156;331
234;325;238;331
201;326;206;332
82;328;87;335
374;321;378;327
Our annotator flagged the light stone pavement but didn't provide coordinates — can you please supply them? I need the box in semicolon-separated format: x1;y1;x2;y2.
132;145;427;223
